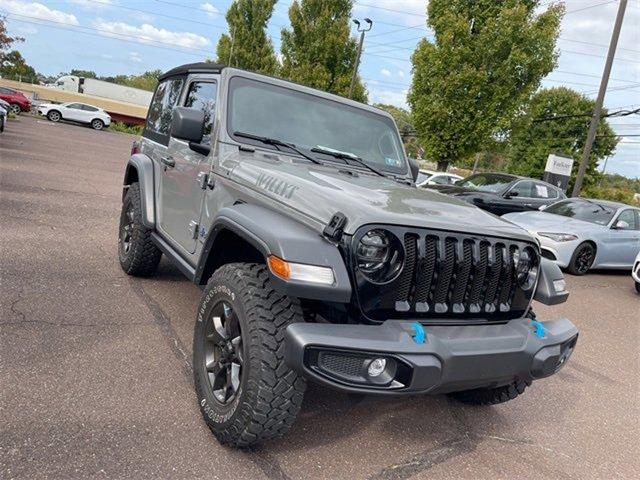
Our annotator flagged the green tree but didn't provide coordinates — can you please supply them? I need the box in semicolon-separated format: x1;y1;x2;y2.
374;103;421;157
408;0;563;170
0;50;37;82
280;0;366;102
216;0;279;75
507;87;618;190
70;69;98;79
1;15;23;60
103;70;162;91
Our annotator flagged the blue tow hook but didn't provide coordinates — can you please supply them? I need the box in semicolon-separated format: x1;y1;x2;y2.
412;321;426;344
531;320;546;338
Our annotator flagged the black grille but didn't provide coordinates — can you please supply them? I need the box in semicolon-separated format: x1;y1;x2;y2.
352;227;537;323
319;353;364;377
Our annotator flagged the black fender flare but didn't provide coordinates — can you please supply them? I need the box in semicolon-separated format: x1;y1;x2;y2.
195;203;352;303
123;154;155;228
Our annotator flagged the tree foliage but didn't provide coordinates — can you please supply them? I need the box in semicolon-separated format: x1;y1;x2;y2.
216;0;279;75
0;50;37;81
373;103;421;157
280;0;366;102
507;87;618;190
0;15;23;60
102;70;163;91
408;0;563;170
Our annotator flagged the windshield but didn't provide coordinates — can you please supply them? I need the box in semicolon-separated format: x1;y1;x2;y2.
457;173;514;193
227;76;406;174
544;199;616;225
416;171;432;183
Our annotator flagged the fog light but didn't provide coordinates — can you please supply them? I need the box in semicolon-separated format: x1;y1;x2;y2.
368;358;387;377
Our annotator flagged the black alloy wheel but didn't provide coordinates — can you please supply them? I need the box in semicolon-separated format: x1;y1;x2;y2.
203;301;243;404
119;204;135;256
568;242;595;276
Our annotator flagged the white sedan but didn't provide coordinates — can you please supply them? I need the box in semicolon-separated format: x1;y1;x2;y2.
37;102;111;130
416;169;463;187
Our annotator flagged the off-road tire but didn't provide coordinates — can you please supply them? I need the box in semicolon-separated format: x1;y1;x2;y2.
635;281;640;294
47;110;61;122
118;182;161;276
567;242;596;276
448;379;531;406
194;263;307;447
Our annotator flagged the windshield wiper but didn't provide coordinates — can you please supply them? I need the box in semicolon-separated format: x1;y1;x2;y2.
234;131;322;165
311;145;387;178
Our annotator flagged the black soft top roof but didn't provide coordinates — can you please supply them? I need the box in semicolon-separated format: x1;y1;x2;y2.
159;62;226;81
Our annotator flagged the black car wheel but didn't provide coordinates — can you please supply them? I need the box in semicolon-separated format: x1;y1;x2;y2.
194;263;306;447
568;242;596;276
9;103;21;115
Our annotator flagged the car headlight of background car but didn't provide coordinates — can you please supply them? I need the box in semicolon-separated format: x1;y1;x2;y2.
356;228;404;284
513;246;539;290
538;232;579;242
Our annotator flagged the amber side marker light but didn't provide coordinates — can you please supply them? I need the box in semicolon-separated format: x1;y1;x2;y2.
267;255;335;285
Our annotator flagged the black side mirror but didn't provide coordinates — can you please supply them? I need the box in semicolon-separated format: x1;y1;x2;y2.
171;107;210;155
505;190;519;198
408;158;420;182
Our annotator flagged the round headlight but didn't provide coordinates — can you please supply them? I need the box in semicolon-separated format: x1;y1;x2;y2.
356;229;404;284
514;246;538;290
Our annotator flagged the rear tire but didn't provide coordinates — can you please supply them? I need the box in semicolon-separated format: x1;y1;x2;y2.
118;182;161;276
47;110;61;122
194;263;306;447
448;379;531;405
567;242;596;275
91;119;104;130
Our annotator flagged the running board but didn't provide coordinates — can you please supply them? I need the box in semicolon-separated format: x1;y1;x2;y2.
150;232;196;282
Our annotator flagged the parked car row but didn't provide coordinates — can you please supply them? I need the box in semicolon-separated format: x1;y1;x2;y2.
0;86;31;114
420;171;640;277
0;98;9;133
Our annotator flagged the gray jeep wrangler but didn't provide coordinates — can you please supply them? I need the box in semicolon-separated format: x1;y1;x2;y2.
118;63;578;447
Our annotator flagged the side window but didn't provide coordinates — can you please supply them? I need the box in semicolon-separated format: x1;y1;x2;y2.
145;77;184;142
67;103;84;110
431;175;450;185
183;81;217;145
82;105;98;112
531;182;552;199
510;181;534;197
615;210;639;230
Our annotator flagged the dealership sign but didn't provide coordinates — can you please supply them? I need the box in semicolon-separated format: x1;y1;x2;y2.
543;154;574;191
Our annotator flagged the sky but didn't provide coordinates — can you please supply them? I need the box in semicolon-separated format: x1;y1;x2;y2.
1;0;639;179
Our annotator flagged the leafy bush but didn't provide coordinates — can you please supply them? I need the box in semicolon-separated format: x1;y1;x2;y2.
109;121;143;135
582;185;636;206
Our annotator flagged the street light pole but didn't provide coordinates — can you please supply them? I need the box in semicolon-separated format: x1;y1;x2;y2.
349;18;372;99
572;0;627;197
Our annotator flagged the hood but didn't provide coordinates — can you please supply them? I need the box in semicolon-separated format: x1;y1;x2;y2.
503;211;606;233
231;153;534;242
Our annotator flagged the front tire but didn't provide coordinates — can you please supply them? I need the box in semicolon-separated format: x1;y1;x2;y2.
118;182;161;276
47;110;61;122
448;379;531;405
194;263;306;447
9;103;21;115
567;242;596;275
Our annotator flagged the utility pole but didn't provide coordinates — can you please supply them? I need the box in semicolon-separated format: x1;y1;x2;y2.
349;18;372;99
572;0;627;197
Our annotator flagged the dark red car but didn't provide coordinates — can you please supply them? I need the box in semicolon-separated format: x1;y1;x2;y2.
0;86;31;114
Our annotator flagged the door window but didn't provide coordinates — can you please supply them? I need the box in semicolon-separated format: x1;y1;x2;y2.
183;81;217;145
531;182;552;199
144;77;184;144
81;104;99;112
615;210;639;230
66;103;84;110
431;175;450;185
509;181;535;197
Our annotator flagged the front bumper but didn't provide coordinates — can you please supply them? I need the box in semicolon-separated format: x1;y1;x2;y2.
285;317;578;395
534;235;580;268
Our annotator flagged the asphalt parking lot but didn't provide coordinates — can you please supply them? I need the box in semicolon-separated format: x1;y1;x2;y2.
1;115;639;480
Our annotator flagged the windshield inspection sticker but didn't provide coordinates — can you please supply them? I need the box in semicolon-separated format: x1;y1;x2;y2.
384;157;401;167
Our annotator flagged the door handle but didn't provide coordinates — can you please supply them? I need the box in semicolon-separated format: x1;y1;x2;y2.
160;155;175;168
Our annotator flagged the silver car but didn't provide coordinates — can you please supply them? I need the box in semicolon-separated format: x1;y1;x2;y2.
504;198;640;275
